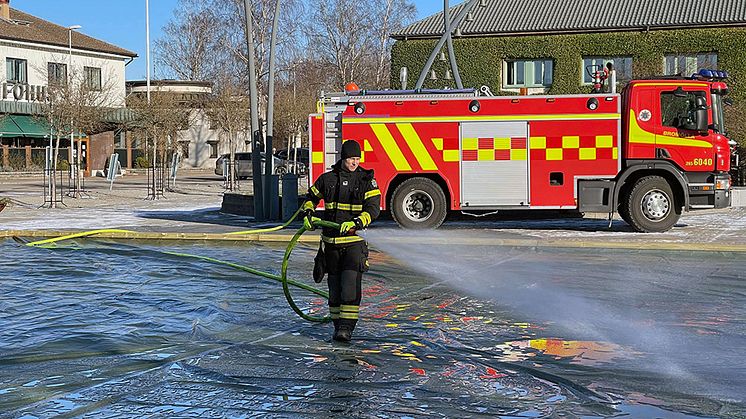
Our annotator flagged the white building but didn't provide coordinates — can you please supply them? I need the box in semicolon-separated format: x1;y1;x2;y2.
0;0;136;174
126;80;251;169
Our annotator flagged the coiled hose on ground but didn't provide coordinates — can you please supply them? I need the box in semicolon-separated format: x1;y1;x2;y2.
23;209;341;323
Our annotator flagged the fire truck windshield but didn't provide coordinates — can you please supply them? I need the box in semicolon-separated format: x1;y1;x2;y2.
712;93;727;135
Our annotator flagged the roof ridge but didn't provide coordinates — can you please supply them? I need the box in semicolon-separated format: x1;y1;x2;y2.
394;0;746;39
1;7;137;58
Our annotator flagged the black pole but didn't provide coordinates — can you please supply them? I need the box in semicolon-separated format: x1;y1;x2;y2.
264;134;272;218
252;129;264;220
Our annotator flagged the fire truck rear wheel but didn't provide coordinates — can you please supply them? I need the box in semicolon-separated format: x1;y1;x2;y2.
617;190;632;226
391;178;447;229
625;175;681;233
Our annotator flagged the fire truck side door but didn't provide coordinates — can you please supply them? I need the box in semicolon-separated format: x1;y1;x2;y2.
460;122;529;207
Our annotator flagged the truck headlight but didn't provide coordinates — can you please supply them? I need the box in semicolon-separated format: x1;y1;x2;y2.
715;178;731;190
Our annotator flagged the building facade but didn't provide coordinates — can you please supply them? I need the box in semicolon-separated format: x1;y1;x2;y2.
0;0;136;174
124;80;251;170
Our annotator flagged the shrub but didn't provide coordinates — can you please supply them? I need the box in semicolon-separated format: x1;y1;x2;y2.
135;156;150;168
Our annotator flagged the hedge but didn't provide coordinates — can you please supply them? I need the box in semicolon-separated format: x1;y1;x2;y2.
391;28;746;154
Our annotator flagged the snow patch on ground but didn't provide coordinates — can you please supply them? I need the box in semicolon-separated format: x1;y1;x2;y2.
481;207;746;244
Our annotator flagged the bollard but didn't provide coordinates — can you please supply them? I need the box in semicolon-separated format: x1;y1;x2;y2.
282;173;299;221
268;174;281;220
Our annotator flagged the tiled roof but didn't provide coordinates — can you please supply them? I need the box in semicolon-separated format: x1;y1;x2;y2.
0;8;137;58
393;0;746;39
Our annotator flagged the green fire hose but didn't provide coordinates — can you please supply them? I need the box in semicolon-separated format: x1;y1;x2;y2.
23;212;342;324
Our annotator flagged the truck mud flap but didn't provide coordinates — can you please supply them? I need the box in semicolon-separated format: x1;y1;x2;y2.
578;179;616;212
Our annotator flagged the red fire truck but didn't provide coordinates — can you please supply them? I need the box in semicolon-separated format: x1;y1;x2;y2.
308;69;733;232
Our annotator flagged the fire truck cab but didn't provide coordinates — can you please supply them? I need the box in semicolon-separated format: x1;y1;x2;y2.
309;69;733;232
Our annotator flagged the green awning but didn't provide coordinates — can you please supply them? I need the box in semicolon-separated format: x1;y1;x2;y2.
0;115;86;138
0;115;51;138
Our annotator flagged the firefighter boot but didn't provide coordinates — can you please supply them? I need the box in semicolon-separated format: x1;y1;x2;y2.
333;319;356;342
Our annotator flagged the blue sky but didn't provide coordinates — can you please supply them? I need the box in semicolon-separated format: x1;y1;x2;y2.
15;0;445;81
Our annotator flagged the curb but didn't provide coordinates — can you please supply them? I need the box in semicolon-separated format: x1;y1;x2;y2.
2;230;320;244
4;229;746;253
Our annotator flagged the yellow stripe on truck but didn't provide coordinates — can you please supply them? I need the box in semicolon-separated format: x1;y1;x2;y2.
347;114;621;124
396;123;438;171
370;124;412;171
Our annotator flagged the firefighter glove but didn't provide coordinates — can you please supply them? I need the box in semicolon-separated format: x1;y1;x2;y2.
340;218;363;234
339;220;356;234
303;207;315;229
304;215;320;231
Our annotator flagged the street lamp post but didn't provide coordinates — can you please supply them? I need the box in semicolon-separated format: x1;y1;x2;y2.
145;0;151;104
67;25;81;197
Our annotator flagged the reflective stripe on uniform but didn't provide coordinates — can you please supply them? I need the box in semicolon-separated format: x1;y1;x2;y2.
322;235;365;244
310;185;322;198
359;211;371;227
340;304;359;320
329;306;340;320
324;202;364;212
364;189;381;200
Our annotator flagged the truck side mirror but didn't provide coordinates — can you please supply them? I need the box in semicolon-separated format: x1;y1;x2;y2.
694;96;709;133
695;108;708;133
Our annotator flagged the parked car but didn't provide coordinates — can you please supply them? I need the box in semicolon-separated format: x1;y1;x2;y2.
274;147;309;170
214;152;306;179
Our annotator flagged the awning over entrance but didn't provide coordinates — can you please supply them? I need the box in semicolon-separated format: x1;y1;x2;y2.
0;115;50;138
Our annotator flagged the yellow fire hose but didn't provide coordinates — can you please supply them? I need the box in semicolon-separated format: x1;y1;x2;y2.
23;209;339;323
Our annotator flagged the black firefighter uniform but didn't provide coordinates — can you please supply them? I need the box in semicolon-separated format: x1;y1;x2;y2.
303;156;381;341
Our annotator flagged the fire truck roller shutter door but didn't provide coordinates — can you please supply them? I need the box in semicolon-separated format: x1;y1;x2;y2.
460;122;529;207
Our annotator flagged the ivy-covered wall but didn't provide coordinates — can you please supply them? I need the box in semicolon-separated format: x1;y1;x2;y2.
391;28;746;159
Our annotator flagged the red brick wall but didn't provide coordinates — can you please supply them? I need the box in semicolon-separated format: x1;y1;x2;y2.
90;131;114;174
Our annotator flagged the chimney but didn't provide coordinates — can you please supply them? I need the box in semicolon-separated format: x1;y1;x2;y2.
0;0;9;20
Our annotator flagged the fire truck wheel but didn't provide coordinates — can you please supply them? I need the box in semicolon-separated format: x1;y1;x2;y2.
391;178;447;229
617;191;632;226
625;175;681;233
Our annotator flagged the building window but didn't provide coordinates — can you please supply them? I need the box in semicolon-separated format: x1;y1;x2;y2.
209;142;218;158
582;57;633;84
48;62;68;86
505;59;553;88
84;66;102;91
6;58;27;83
664;53;717;76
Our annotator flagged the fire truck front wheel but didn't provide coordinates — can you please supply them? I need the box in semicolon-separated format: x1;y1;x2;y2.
391;178;447;229
625;175;682;233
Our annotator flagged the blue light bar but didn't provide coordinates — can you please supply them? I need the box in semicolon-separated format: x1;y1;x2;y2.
694;69;728;81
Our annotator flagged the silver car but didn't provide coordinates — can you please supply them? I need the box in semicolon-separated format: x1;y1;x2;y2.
214;152;305;179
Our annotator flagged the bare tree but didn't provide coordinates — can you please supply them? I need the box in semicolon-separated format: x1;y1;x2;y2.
304;0;415;89
206;75;251;190
371;0;416;88
154;0;415;166
127;87;192;199
271;58;333;151
155;0;224;80
39;67;120;203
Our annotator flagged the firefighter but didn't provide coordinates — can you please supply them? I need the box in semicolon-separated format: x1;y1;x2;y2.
302;140;381;342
